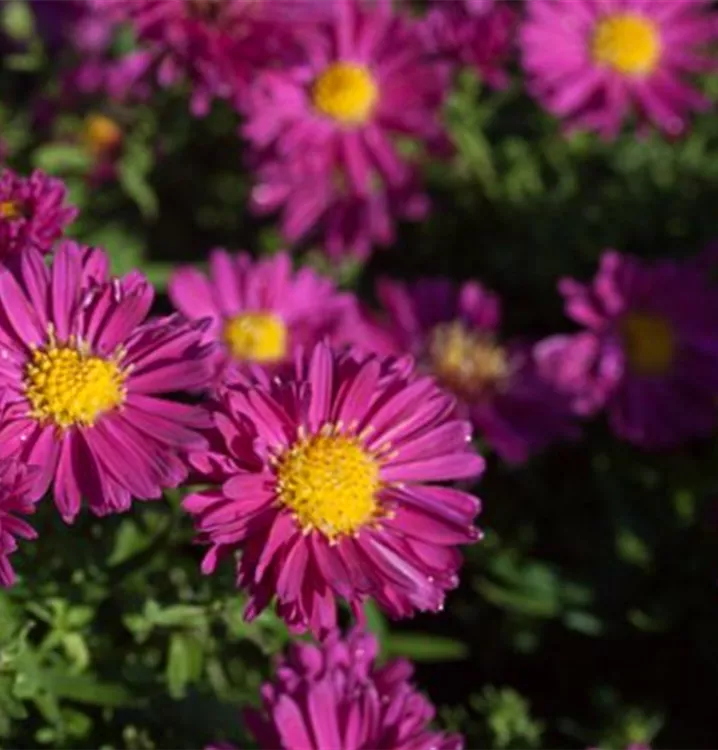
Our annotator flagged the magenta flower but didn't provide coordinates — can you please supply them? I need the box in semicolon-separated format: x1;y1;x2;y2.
0;169;77;259
0;458;39;587
168;249;359;384
420;0;517;88
520;0;717;138
536;251;718;448
250;153;430;261
235;629;463;750
352;278;578;464
185;342;483;635
0;242;215;522
243;0;448;258
89;0;313;116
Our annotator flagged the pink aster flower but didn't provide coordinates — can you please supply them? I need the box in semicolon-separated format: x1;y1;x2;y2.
0;458;39;587
536;251;718;448
185;342;483;635
168;249;359;384
243;0;448;258
233;629;463;750
250;153;430;261
420;0;517;88
0;241;215;523
0;169;78;260
351;278;578;464
520;0;717;138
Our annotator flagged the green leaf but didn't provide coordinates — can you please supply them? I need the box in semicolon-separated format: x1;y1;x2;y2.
32;144;93;174
384;633;467;662
166;633;204;699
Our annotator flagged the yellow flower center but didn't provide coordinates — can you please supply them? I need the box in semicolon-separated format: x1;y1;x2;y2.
0;200;23;220
24;331;127;429
83;113;122;157
621;311;675;376
223;312;287;363
275;428;381;539
592;14;661;75
312;63;379;125
428;321;510;400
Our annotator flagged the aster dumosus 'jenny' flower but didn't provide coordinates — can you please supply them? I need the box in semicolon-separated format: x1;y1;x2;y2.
536;251;718;448
88;0;318;115
520;0;717;138
0;459;39;587
420;0;517;88
0;242;215;522
0;168;77;259
168;249;359;384
185;342;483;635
352;278;578;464
231;629;463;750
243;0;447;259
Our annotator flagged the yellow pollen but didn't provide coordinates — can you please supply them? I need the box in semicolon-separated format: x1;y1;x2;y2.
276;431;381;539
0;200;23;220
592;14;661;75
428;321;510;400
312;63;378;125
24;332;127;429
621;311;675;376
223;312;287;363
83;113;122;157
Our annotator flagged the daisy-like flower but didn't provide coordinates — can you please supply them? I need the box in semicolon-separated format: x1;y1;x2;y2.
536;251;718;448
0;458;39;587
250;153;430;261
168;249;359;383
0;241;215;522
243;0;447;258
520;0;717;138
90;0;318;116
420;0;517;89
352;278;578;464
0;169;78;260
185;342;483;635
233;629;462;750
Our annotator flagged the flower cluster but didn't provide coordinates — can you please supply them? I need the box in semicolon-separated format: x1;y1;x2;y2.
41;0;717;260
0;169;486;746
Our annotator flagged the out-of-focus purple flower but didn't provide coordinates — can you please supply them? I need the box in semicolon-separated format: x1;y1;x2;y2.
536;250;718;448
0;168;77;260
243;0;448;259
351;277;579;464
520;0;717;138
233;629;464;750
84;0;316;116
184;342;483;635
250;152;430;261
31;1;102;52
421;0;517;88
